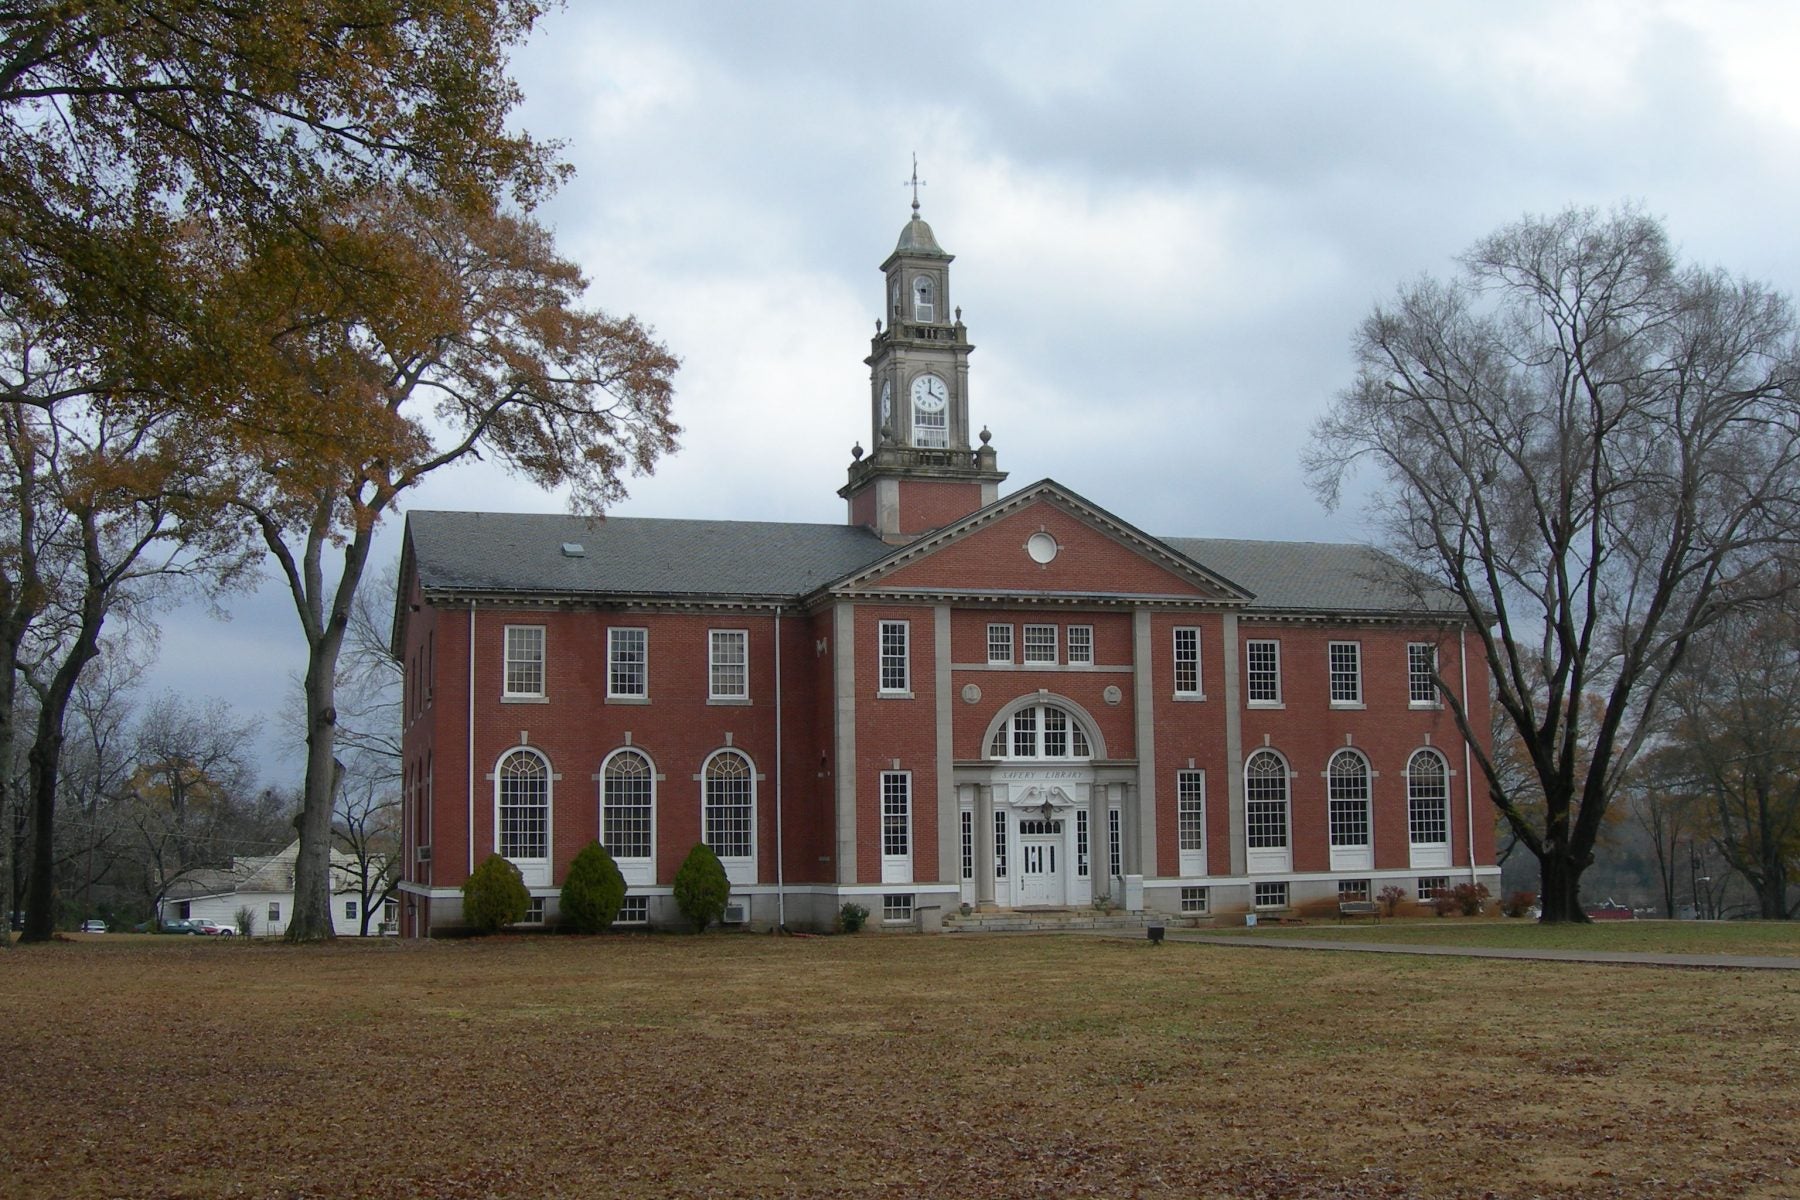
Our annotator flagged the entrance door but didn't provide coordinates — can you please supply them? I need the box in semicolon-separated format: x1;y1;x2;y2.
1016;819;1063;906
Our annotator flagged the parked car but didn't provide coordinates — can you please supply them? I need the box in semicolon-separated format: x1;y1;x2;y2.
80;919;107;933
193;919;236;936
159;919;204;935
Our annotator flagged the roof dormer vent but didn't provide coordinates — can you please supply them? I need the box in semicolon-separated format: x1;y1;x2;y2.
560;542;586;558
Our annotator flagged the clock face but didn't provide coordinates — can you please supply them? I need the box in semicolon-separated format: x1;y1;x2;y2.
911;374;948;413
880;380;892;425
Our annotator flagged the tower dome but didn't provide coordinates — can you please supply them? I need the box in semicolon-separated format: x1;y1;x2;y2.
895;215;945;256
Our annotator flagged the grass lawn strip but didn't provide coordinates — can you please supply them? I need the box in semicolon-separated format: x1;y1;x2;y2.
1196;918;1800;956
2;934;1795;1198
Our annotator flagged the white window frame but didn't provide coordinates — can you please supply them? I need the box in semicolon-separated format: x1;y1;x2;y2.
913;400;948;449
709;628;749;701
1407;748;1451;850
1253;881;1289;910
615;896;649;925
987;623;1013;665
607;627;648;700
880;770;912;884
701;748;757;885
1067;625;1094;666
883;894;915;923
502;625;545;699
988;704;1092;760
1329;640;1363;706
1338;879;1371;903
1327;749;1372;849
1408;642;1440;707
912;274;935;322
494;746;552;887
1173;627;1202;698
1245;638;1281;706
1023;624;1058;664
1244;748;1292;874
878;620;910;695
1176;769;1206;875
599;747;656;885
1180;886;1209;914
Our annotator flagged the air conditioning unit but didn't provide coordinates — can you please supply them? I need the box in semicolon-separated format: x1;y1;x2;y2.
721;898;749;925
415;845;432;863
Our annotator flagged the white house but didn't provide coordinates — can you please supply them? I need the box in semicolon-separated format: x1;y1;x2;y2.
162;840;395;936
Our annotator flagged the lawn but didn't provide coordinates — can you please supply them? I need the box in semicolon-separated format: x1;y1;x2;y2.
4;932;1797;1199
1202;917;1800;955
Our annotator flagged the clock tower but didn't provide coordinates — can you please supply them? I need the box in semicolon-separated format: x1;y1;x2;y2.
841;198;1005;541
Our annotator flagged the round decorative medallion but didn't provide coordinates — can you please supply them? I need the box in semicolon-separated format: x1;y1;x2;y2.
1026;531;1059;564
961;683;982;704
1103;685;1122;706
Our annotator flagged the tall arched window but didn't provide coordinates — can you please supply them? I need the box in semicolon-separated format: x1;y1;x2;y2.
601;749;654;862
912;274;935;322
1244;749;1289;849
988;704;1093;760
703;750;755;862
1407;749;1449;845
497;749;549;861
1327;750;1371;848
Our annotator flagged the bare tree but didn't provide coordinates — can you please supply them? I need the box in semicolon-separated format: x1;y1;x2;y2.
1308;205;1800;922
1656;609;1800;918
1624;766;1699;919
334;767;399;936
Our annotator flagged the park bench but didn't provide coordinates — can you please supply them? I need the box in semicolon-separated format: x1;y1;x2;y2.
1337;900;1381;922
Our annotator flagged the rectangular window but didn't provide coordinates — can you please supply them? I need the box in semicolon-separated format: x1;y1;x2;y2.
960;810;974;881
503;625;545;698
1023;624;1058;664
1253;881;1289;910
1076;809;1090;878
1408;642;1438;705
520;897;546;925
344;900;357;920
1173;627;1202;696
1246;639;1281;705
1067;625;1093;666
1329;641;1362;705
883;894;914;923
881;772;911;859
268;902;280;923
608;628;648;699
1011;706;1038;758
1417;876;1450;900
994;810;1008;879
616;896;649;925
1181;886;1209;914
987;624;1013;664
1108;807;1122;879
1338;879;1371;903
1177;770;1206;854
879;620;910;693
709;629;749;699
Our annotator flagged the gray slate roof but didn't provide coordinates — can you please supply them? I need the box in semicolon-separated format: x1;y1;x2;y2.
406;510;1459;616
1163;538;1462;615
407;511;894;600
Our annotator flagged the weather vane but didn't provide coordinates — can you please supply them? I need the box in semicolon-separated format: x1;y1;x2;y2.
905;152;926;216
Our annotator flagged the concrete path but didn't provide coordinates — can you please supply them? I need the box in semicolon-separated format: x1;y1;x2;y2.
1094;930;1800;970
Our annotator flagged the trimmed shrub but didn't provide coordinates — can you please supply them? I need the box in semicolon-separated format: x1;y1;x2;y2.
463;853;530;934
560;841;627;934
1453;882;1491;916
1502;890;1538;918
673;843;730;933
839;902;869;933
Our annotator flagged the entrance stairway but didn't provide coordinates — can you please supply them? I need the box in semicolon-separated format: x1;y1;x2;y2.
940;907;1212;933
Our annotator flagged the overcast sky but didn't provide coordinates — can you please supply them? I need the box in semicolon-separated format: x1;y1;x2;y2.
152;0;1800;784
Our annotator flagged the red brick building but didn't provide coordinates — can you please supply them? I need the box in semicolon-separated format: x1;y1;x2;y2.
392;206;1497;935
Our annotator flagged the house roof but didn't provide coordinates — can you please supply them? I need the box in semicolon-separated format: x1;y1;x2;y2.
402;495;1464;619
163;839;362;902
406;511;894;601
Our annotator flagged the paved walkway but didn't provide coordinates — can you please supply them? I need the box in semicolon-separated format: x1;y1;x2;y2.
1093;930;1800;970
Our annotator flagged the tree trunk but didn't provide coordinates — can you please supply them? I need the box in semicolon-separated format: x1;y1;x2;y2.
1536;847;1591;924
286;682;342;942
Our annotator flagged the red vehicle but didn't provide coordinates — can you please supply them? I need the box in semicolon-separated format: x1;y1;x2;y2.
192;919;237;936
1584;900;1635;921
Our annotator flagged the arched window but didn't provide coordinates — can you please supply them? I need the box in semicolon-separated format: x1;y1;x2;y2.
1327;750;1371;848
1407;749;1449;845
1244;749;1289;849
912;274;935;322
703;750;755;861
987;704;1092;760
601;749;654;861
497;749;549;860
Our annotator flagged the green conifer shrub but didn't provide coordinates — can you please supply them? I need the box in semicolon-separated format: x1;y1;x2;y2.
673;842;730;932
560;841;626;933
462;853;530;934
